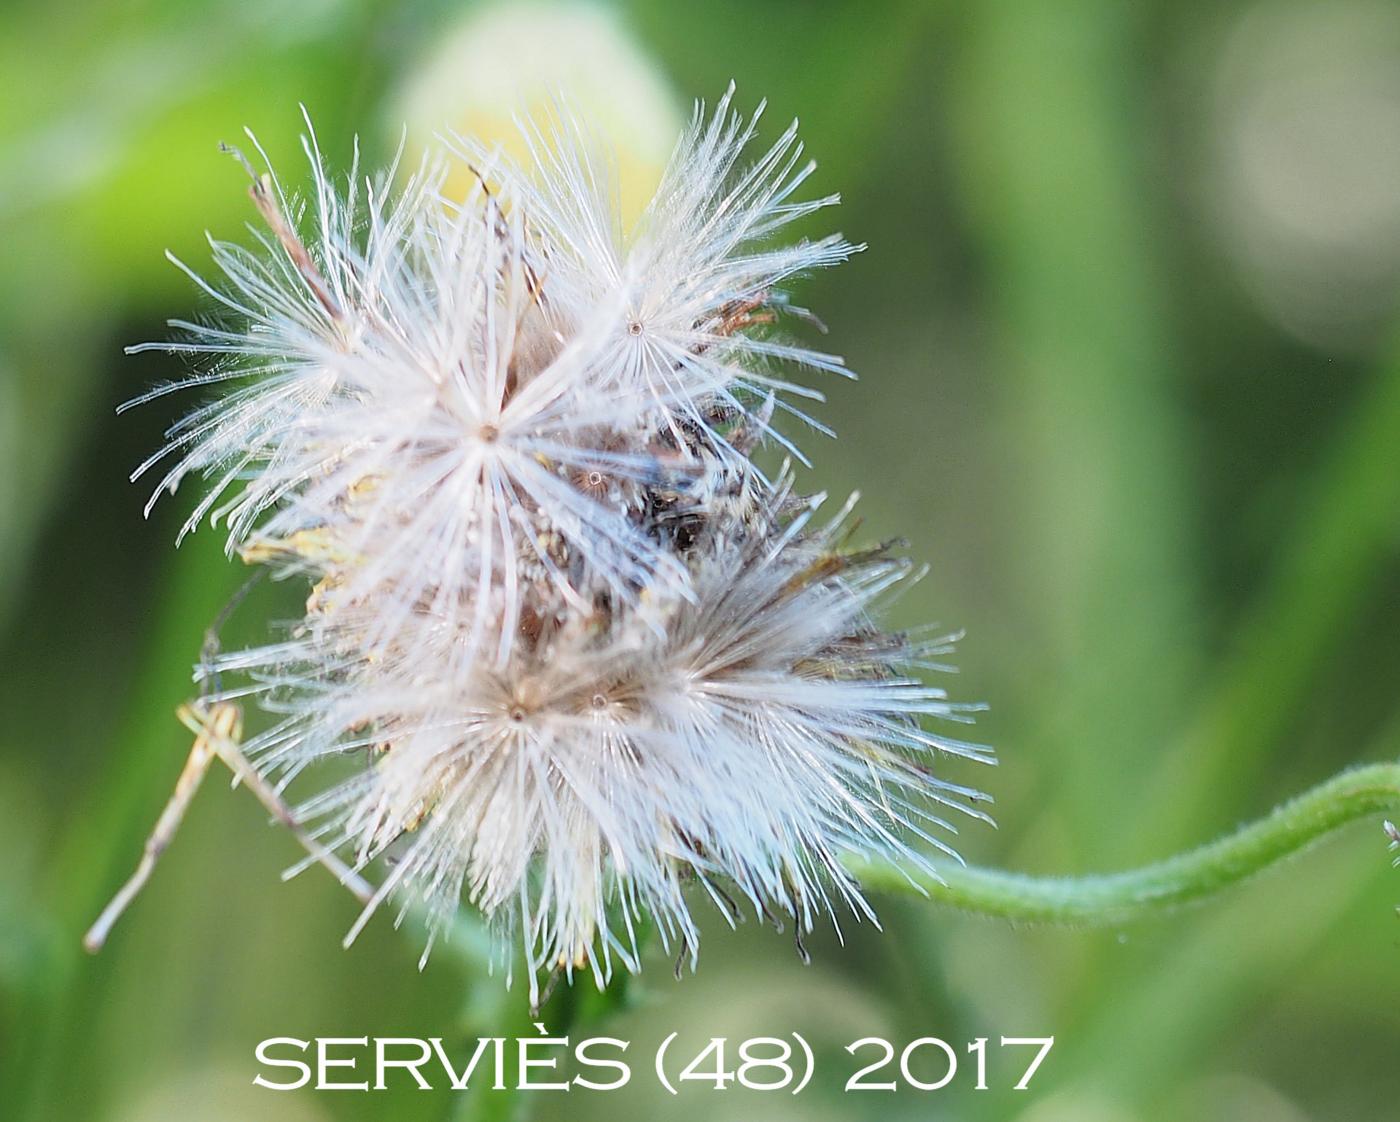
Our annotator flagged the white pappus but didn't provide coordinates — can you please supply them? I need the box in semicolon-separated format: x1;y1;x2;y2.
105;86;994;1004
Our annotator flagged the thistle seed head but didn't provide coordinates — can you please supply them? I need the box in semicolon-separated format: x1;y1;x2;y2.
127;88;992;1001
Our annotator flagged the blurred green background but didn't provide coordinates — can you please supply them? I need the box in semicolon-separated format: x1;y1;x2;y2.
4;0;1400;1118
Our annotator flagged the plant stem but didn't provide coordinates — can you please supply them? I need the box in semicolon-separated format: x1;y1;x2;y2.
848;763;1400;925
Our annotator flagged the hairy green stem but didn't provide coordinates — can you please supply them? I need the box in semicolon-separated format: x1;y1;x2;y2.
849;763;1400;924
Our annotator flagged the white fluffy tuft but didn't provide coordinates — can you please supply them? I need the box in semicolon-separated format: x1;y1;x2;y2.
130;91;988;1002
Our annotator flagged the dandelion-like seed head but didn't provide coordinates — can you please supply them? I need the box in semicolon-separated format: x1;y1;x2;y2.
125;87;993;1002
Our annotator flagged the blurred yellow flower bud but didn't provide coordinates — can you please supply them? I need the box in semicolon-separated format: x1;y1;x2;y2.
390;1;681;227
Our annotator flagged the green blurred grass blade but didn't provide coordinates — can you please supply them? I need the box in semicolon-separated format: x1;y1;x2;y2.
950;2;1197;855
13;533;240;1121
1139;342;1400;850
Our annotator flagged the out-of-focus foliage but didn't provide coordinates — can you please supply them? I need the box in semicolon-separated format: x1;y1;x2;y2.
3;1;1400;1119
